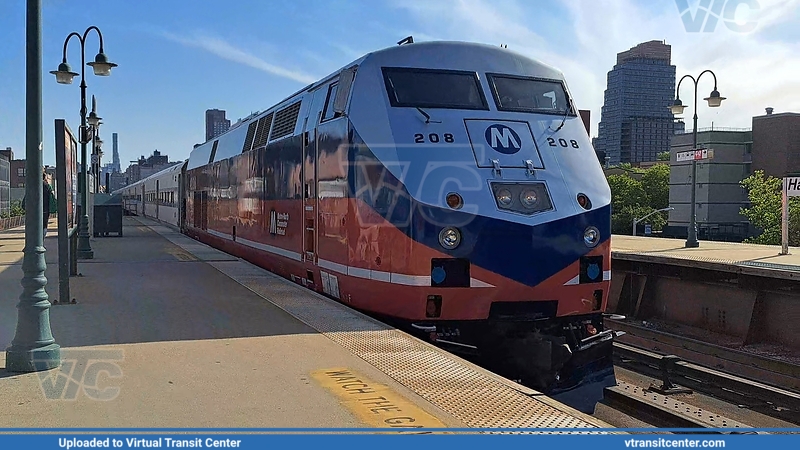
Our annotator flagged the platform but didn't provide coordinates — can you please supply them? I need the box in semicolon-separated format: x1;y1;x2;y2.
612;235;800;280
0;217;609;431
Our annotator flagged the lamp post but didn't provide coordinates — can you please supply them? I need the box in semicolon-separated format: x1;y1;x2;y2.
50;26;117;259
633;207;675;236
6;0;61;372
669;70;725;248
87;95;103;193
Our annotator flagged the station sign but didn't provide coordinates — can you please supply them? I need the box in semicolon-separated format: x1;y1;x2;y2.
784;176;800;198
676;148;714;162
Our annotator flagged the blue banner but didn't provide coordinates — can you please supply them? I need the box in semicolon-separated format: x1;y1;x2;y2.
0;430;798;450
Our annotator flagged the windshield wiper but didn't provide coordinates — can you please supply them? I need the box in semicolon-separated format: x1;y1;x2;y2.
416;107;441;124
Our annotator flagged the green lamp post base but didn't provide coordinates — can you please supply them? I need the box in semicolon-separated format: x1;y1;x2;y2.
5;344;61;372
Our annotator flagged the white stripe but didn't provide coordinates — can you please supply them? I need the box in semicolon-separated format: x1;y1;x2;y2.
563;270;612;286
370;270;391;282
318;258;347;275
470;278;495;288
390;273;430;286
236;236;303;261
347;266;371;279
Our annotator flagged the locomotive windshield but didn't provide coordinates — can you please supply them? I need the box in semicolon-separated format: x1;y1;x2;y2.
488;74;573;115
382;67;488;110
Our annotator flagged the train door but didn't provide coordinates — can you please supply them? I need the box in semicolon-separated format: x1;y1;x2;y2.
140;185;145;216
302;114;317;264
192;190;208;231
178;172;186;231
155;180;160;221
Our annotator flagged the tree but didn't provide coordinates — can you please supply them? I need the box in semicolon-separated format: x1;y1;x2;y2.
607;164;671;235
607;174;646;213
608;175;649;234
657;151;670;161
640;163;670;210
739;170;800;245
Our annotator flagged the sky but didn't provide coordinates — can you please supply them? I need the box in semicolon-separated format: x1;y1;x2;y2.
0;0;798;170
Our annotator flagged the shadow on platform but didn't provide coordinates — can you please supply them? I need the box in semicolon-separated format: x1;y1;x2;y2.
0;217;337;353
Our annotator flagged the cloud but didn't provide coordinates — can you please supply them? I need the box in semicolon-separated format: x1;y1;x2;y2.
160;30;319;85
392;0;800;133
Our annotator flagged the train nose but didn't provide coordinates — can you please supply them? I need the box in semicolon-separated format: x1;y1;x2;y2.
464;120;544;170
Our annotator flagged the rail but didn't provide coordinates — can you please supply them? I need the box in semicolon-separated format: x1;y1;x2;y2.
612;337;800;425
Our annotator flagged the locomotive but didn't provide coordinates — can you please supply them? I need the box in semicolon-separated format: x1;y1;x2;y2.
118;39;615;409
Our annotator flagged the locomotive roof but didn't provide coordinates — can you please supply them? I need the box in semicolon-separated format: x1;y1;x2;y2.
186;40;567;170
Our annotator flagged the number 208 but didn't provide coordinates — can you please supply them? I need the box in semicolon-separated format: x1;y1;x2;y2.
415;133;454;143
547;138;580;148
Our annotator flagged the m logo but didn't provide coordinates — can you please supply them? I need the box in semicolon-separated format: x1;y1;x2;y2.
269;209;277;235
484;124;522;155
675;0;760;33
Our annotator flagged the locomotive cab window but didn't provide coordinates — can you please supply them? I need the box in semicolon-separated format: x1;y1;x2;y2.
321;83;340;122
488;74;574;115
382;67;488;110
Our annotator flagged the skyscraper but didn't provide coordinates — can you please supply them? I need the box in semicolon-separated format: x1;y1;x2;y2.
112;132;121;173
594;40;682;165
205;109;231;141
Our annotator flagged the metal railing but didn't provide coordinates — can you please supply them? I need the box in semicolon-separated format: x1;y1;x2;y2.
677;126;751;134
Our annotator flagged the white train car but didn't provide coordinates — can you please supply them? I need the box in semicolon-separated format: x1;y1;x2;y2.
117;179;144;216
115;161;187;228
142;162;185;228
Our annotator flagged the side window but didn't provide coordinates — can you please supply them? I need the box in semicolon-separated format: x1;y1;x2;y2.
321;84;339;123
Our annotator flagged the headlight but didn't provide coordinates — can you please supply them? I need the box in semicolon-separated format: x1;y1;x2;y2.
584;226;600;247
520;189;538;208
439;227;461;250
496;189;513;206
490;182;553;215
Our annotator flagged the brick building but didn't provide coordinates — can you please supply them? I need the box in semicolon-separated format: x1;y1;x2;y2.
751;109;800;178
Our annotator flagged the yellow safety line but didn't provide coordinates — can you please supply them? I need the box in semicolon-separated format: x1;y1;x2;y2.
311;368;448;431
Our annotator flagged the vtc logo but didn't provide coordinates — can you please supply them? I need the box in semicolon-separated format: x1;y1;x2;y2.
675;0;760;33
484;124;521;155
35;350;124;401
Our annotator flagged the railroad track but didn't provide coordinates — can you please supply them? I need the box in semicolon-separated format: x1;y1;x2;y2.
608;320;800;426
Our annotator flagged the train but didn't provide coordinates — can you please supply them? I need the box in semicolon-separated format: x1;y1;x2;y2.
116;39;616;409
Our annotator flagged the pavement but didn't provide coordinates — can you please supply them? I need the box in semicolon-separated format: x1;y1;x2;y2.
612;234;800;268
0;217;466;428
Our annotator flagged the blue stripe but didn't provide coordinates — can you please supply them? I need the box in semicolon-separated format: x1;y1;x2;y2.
349;129;611;287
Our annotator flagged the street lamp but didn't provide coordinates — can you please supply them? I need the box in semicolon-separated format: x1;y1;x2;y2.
50;26;117;259
633;207;675;236
669;70;725;248
6;0;61;372
94;133;104;193
86;95;104;193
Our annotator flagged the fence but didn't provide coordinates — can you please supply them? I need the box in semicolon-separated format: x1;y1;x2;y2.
0;215;25;230
0;212;59;232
